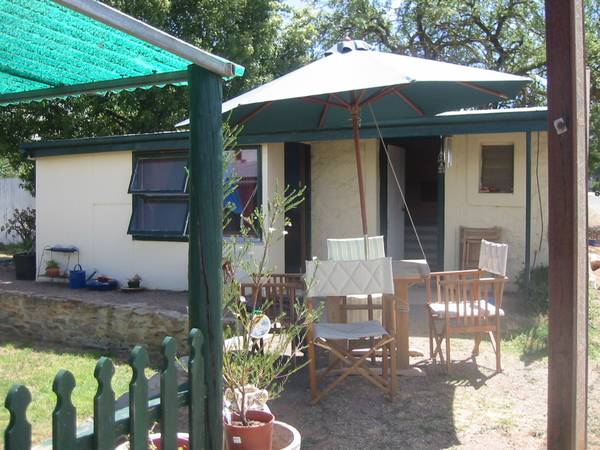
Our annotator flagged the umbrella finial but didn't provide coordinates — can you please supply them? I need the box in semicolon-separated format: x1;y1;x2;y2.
324;39;373;56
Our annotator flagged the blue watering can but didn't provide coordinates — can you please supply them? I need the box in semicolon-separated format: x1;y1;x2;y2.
69;264;86;289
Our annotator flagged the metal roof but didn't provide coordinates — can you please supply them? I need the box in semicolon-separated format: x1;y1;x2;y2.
0;0;244;106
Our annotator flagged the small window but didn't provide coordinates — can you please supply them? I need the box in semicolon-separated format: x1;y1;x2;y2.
480;145;514;193
224;148;260;236
128;152;188;239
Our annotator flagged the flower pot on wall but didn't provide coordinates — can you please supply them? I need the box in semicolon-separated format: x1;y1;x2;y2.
224;410;274;450
13;252;35;280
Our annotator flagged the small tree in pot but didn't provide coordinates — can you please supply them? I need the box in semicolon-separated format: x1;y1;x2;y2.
221;184;319;450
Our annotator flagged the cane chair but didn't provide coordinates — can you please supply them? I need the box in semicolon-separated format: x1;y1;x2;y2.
426;239;508;373
304;257;396;404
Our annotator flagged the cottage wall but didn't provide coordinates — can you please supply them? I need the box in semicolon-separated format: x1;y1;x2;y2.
444;131;549;282
35;145;286;290
309;138;380;259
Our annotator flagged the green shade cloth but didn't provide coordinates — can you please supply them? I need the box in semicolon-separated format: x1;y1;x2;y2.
0;0;244;105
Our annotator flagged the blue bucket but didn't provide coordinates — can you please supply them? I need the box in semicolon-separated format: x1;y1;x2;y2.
69;264;86;289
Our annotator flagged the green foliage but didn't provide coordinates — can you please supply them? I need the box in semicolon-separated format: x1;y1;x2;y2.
516;265;549;314
45;260;59;269
1;208;35;252
221;184;319;426
0;0;316;192
504;315;548;362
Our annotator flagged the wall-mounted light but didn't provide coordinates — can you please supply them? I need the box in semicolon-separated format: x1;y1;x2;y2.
438;136;453;173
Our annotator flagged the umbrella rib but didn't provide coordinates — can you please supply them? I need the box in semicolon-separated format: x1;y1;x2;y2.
392;88;425;116
331;93;351;109
458;82;509;99
236;101;273;125
318;94;332;128
303;96;347;109
359;86;398;108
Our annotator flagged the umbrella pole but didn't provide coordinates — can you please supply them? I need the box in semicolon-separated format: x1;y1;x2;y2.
351;107;369;257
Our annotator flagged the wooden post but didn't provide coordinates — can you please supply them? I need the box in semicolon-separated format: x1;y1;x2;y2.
545;0;588;448
188;63;224;450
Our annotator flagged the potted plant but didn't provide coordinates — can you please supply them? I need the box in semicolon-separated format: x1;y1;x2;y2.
45;259;60;278
127;274;142;288
1;207;36;280
221;185;318;450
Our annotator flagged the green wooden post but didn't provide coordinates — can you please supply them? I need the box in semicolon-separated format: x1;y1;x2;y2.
52;370;77;450
129;346;149;450
188;328;206;450
4;385;31;450
525;131;532;285
187;63;224;450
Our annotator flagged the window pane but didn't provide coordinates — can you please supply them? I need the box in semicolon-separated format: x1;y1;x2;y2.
129;196;188;235
480;145;514;193
130;157;187;192
224;148;259;236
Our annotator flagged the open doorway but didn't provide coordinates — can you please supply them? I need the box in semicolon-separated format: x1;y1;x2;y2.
284;142;311;273
380;137;443;270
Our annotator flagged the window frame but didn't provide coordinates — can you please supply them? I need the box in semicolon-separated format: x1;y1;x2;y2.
479;144;515;194
127;146;262;242
223;145;262;238
128;150;189;241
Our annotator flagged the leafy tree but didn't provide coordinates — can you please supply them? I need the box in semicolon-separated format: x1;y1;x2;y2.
313;0;600;172
0;0;316;193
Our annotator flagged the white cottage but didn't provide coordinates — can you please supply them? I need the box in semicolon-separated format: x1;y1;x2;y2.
23;107;548;290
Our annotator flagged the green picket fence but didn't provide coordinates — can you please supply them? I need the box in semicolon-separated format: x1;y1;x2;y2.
3;329;206;450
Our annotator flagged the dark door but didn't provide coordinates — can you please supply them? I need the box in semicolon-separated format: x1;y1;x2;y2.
284;142;311;273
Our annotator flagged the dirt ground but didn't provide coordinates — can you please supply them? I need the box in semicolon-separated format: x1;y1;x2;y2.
271;336;600;450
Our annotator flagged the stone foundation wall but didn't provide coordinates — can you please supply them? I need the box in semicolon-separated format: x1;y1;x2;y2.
0;289;189;361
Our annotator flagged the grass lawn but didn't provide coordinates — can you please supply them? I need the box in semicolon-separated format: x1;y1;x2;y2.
503;286;600;363
0;341;133;444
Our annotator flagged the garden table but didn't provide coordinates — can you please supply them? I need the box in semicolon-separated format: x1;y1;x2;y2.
383;259;430;375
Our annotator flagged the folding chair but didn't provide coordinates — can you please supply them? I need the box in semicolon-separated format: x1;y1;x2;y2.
427;239;508;373
327;236;386;324
304;257;396;404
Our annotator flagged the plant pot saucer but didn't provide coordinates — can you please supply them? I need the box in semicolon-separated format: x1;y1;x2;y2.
120;287;146;293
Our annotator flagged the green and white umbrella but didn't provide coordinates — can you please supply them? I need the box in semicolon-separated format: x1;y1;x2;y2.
179;39;530;236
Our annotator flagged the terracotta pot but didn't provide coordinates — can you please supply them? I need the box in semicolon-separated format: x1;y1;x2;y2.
114;432;189;450
224;410;274;450
46;267;60;278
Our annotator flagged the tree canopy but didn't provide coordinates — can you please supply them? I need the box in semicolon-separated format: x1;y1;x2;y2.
1;0;599;191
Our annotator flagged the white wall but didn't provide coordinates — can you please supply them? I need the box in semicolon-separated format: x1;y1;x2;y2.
309;138;380;259
0;178;35;244
443;131;549;281
36;148;286;290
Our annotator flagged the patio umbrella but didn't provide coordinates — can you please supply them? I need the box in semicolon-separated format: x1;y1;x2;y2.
179;39;530;238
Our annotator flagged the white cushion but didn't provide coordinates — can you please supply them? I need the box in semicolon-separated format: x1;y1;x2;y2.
314;320;388;340
305;258;394;297
428;300;504;318
327;236;386;260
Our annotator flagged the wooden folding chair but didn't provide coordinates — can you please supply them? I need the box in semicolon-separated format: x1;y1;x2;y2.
426;239;508;373
305;258;396;404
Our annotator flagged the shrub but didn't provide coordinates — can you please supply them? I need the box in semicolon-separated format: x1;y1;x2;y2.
1;207;35;252
516;265;549;314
